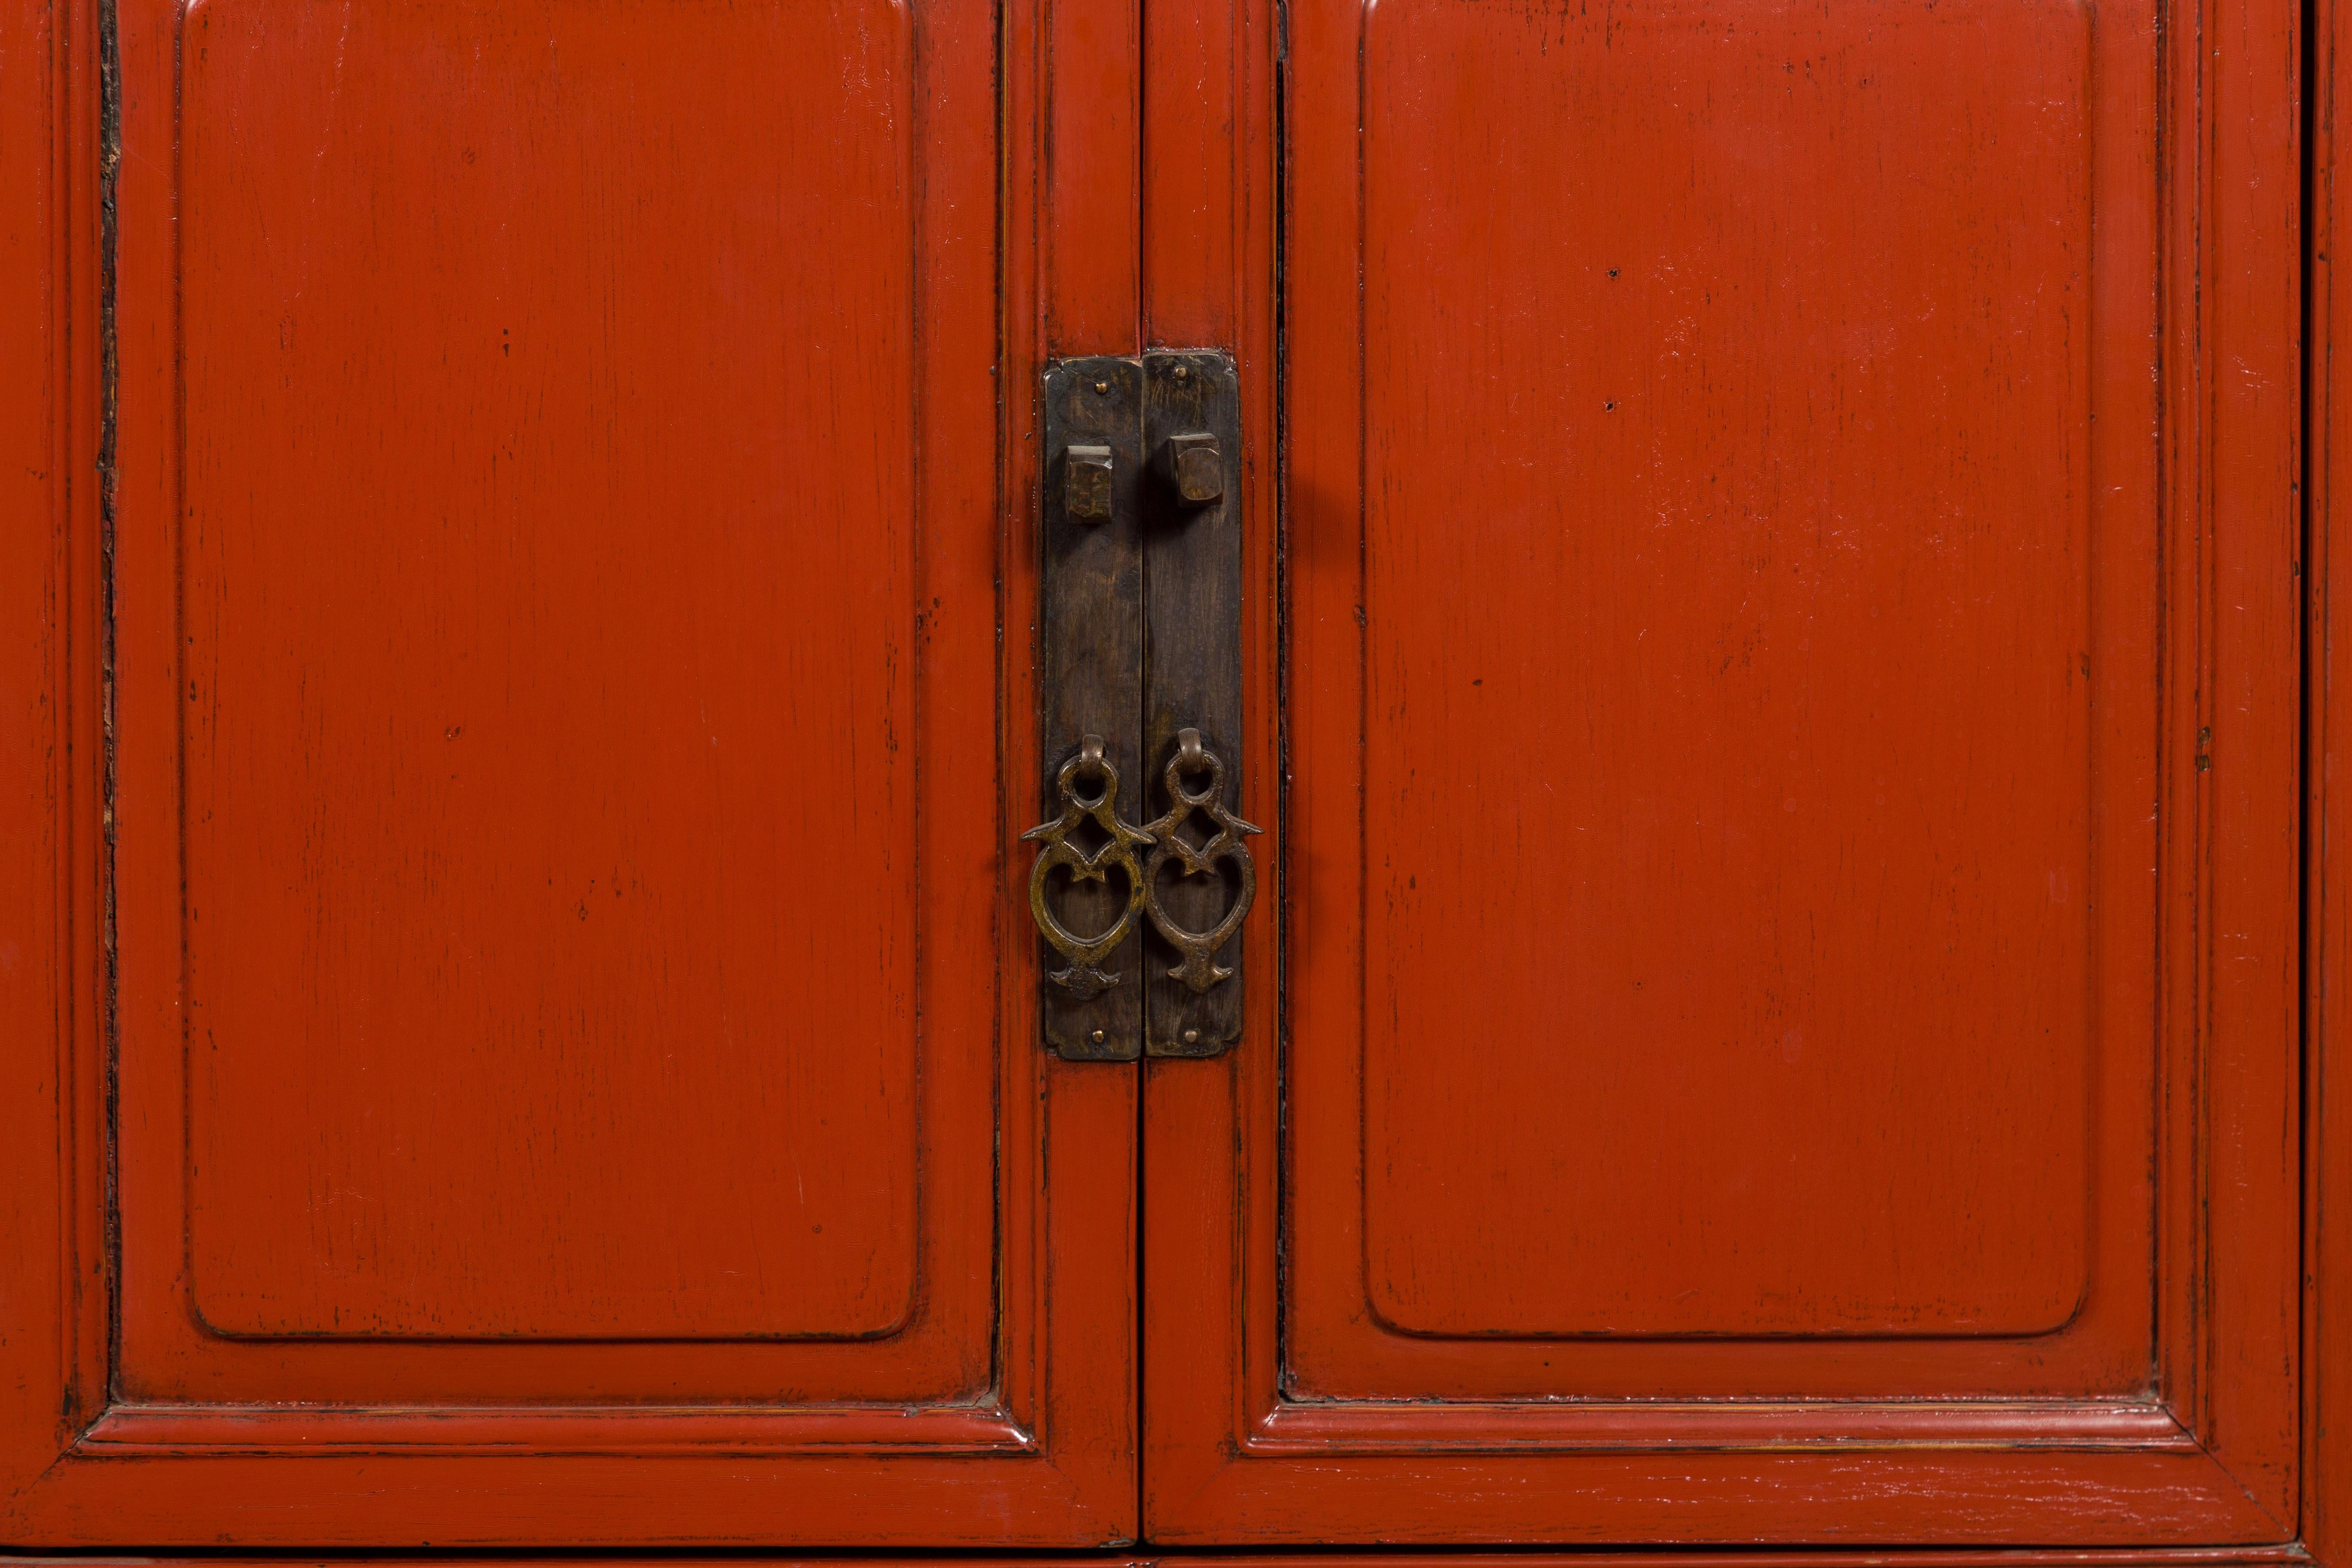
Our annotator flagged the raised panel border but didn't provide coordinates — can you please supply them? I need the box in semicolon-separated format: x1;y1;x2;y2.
147;0;942;1382
167;0;930;1355
121;0;976;1414
1347;0;2110;1359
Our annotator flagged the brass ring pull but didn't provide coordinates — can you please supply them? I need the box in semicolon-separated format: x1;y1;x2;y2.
1140;728;1262;993
1020;735;1156;1001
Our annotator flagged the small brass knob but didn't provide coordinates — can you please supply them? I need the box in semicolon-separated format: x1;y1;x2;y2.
1163;432;1223;506
1065;444;1115;521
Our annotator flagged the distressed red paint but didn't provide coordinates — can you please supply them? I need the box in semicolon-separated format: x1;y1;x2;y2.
0;0;2335;1551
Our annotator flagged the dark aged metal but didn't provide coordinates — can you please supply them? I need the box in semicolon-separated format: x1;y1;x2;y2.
1032;350;1250;1060
1139;728;1261;999
1064;443;1115;521
1021;735;1157;1005
1036;358;1144;1060
1162;431;1224;505
1139;351;1249;1056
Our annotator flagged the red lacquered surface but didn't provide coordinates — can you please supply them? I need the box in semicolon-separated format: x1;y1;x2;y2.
1144;0;2304;1543
0;0;2333;1547
0;0;1138;1544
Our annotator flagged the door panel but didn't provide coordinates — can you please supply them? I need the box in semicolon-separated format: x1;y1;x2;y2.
0;0;1138;1543
1328;0;2131;1392
178;0;918;1350
1357;0;2099;1350
147;0;965;1407
1144;0;2302;1540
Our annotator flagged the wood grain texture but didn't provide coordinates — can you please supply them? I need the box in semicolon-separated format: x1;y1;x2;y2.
1142;0;2304;1542
1046;0;1139;351
0;0;1138;1544
1141;0;1238;349
2172;0;2304;1519
0;1556;2320;1568
1351;0;2106;1347
175;0;922;1346
0;0;110;1505
138;0;968;1394
0;0;2330;1544
2311;0;2352;1554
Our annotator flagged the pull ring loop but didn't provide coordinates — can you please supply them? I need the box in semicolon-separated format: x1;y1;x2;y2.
1020;735;1156;1001
1139;728;1262;993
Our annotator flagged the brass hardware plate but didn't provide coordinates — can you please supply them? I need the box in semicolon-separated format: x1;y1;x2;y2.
1139;352;1247;1055
1030;351;1250;1060
1035;358;1145;1060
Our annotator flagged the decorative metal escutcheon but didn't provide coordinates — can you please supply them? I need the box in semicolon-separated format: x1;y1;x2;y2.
1031;351;1251;1060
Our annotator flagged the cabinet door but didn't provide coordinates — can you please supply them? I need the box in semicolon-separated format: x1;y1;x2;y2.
0;0;1135;1547
1145;0;2306;1541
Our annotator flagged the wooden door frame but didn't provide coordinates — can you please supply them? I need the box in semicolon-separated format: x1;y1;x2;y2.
0;0;1144;1547
1140;0;2338;1548
2305;0;2352;1563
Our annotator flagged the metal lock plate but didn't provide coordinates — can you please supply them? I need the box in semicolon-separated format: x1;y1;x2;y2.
1031;351;1251;1060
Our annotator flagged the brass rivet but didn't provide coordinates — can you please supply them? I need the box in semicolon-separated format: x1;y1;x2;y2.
1183;1029;1200;1044
1172;365;1190;383
1090;1029;1106;1044
1092;380;1110;395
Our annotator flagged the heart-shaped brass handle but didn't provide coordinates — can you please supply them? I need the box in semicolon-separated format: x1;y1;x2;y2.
1020;735;1156;1001
1139;729;1262;993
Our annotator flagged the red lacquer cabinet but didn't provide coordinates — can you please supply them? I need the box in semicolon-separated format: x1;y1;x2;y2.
3;0;2351;1553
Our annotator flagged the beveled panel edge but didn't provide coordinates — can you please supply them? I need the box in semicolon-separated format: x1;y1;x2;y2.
1246;1400;2195;1455
74;1403;1033;1458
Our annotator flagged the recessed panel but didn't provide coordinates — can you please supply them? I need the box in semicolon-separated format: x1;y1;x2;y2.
179;0;918;1340
1357;0;2095;1339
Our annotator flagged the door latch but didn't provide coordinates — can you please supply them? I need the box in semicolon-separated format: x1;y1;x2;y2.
1028;351;1253;1061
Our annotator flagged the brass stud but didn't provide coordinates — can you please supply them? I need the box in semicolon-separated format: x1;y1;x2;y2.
1090;1029;1106;1044
1183;1029;1200;1044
